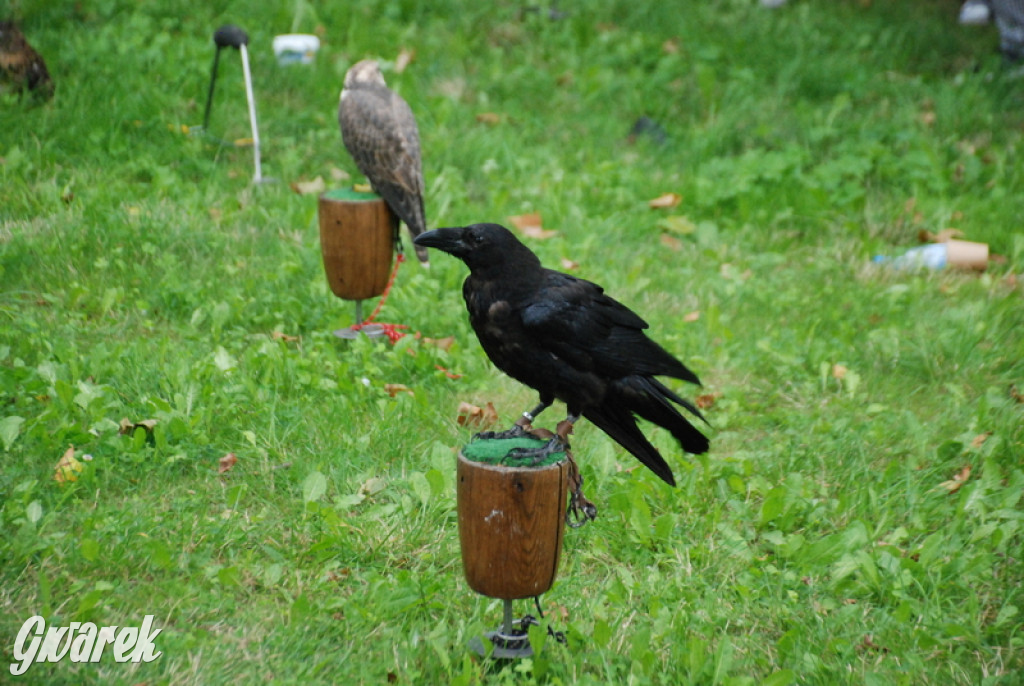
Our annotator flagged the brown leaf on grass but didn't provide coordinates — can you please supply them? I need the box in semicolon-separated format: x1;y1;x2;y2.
384;383;414;398
218;453;238;474
683;310;700;323
939;465;971;493
475;112;502;125
1011;385;1024;404
435;365;462;379
271;331;299;343
508;213;558;239
54;445;83;483
456;401;498;429
290;176;326;195
648;192;681;209
395;47;415;73
859;635;889;653
832;364;848;380
422;336;455;352
696;393;721;410
918;228;964;243
560;258;579;271
662;38;680;55
970;432;992;450
119;418;157;435
659;234;683;251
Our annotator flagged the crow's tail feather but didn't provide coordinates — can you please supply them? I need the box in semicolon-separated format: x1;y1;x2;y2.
583;404;676;486
582;376;709;487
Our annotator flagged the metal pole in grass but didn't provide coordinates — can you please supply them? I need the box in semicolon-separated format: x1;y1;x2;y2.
457;432;590;659
198;25;268;184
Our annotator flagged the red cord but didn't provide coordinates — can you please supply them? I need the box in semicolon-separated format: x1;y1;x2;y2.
362;253;405;326
347;252;460;376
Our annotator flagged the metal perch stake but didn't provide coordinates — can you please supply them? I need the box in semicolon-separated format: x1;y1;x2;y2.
200;24;266;184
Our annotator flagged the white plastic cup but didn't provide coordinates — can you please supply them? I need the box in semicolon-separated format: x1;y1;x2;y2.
272;34;320;65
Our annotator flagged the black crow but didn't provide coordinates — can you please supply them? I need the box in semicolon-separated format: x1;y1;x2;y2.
414;223;709;486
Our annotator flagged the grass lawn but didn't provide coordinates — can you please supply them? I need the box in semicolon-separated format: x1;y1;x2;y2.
1;0;1022;683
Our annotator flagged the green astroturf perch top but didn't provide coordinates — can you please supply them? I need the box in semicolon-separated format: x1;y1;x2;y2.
462;436;566;468
322;187;382;202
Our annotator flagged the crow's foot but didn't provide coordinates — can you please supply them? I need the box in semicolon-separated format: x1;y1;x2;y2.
504;436;569;466
473;423;530;441
566;452;597;527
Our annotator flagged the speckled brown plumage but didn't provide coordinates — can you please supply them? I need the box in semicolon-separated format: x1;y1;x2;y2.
338;60;428;263
0;21;53;99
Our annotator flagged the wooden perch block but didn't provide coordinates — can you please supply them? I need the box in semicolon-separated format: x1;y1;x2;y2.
457;451;569;600
318;188;396;301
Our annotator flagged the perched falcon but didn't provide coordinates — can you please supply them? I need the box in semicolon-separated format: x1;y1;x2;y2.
339;59;429;263
0;21;54;99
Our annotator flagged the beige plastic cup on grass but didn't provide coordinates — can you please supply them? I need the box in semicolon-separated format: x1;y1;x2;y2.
945;239;989;270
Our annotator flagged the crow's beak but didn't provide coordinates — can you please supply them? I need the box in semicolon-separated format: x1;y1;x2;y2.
413;227;466;257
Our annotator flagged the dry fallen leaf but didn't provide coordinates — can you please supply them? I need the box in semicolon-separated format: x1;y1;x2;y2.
683;310;700;323
659;234;683;251
832;364;848;380
271;331;299;343
1011;385;1024;404
435;365;462;379
422;336;455;352
508;213;558;240
918;228;964;243
970;432;992;450
395;47;415;73
475;112;502;125
939;464;971;493
384;383;414;398
457;401;499;429
290;176;327;195
648;192;681;209
560;258;579;271
218;453;238;474
662;38;680;55
695;393;721;410
859;635;889;653
119;418;157;435
54;445;83;483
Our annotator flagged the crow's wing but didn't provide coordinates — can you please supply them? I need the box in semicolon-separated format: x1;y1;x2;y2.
524;270;700;387
519;271;700;385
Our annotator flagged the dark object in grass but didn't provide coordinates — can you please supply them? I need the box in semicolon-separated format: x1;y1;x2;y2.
0;20;54;100
628;116;668;146
415;223;709;487
213;24;249;49
339;60;430;263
